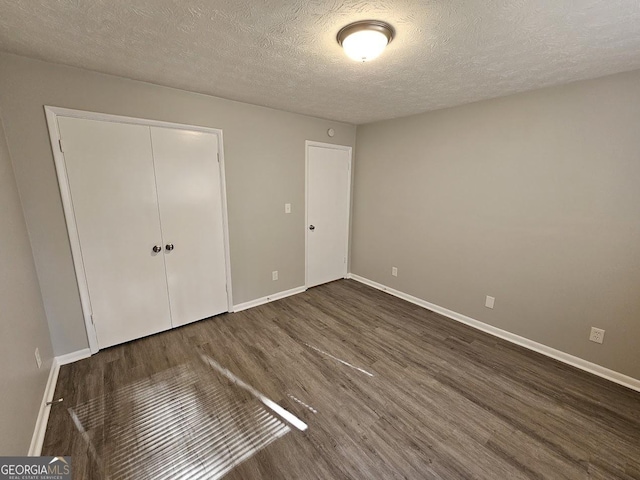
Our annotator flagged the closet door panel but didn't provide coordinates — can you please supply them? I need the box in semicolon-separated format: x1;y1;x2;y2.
58;118;172;348
150;127;228;326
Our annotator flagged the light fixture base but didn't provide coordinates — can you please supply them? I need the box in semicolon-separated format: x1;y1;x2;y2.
337;20;395;47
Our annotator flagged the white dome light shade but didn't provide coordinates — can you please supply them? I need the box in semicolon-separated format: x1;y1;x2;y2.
337;20;394;62
342;30;389;62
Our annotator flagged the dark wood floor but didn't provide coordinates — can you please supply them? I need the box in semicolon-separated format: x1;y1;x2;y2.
43;280;640;479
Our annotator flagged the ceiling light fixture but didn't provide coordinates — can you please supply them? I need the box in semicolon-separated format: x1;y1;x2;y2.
337;20;395;62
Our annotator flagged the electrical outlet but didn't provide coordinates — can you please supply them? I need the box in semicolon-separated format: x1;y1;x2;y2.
285;203;291;214
35;348;42;369
589;327;605;344
272;270;279;281
485;296;495;309
391;267;398;277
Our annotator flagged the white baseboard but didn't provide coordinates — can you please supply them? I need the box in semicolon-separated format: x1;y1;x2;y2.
28;358;60;456
55;348;91;366
233;286;307;313
28;348;91;455
348;273;640;393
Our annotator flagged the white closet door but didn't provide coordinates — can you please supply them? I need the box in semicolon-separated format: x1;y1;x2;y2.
58;117;172;348
150;127;229;327
306;144;351;288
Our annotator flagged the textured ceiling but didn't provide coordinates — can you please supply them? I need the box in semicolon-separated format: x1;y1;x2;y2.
1;0;640;124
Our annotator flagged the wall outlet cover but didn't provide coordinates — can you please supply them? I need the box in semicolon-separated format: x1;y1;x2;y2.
272;270;279;281
392;267;398;277
589;327;605;344
485;296;495;309
35;348;42;369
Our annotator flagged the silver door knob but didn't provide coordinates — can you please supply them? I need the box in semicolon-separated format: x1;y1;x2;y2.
165;243;174;251
152;245;162;253
309;225;315;231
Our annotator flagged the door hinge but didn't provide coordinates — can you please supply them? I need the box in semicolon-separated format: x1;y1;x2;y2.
90;314;94;325
217;153;220;163
58;138;64;153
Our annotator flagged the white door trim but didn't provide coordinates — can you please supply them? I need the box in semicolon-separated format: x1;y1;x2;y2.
304;140;352;288
44;106;234;354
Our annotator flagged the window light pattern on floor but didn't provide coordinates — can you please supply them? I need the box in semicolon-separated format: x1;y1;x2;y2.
69;363;290;480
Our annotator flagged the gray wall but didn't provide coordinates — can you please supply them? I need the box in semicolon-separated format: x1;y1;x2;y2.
352;70;640;380
0;53;356;356
0;112;54;454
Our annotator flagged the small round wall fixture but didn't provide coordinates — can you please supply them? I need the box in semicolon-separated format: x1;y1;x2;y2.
337;20;395;62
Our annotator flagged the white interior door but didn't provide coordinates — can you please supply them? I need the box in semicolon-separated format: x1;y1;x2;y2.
150;127;229;327
58;117;172;348
306;143;351;288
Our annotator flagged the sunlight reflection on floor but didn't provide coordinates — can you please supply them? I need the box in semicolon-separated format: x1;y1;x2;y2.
69;363;290;479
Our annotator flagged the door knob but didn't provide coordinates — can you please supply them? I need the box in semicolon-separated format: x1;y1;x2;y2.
309;225;315;231
165;243;174;251
152;245;162;253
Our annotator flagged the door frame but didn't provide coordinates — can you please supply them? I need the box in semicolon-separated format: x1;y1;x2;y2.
44;106;234;354
305;140;353;288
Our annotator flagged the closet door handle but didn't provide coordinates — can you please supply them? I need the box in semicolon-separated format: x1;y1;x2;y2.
152;245;162;253
165;243;174;252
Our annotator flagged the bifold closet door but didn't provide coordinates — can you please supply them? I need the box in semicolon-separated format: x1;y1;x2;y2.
57;117;172;348
150;127;228;327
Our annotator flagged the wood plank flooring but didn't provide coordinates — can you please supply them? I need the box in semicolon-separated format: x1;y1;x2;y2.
43;280;640;479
